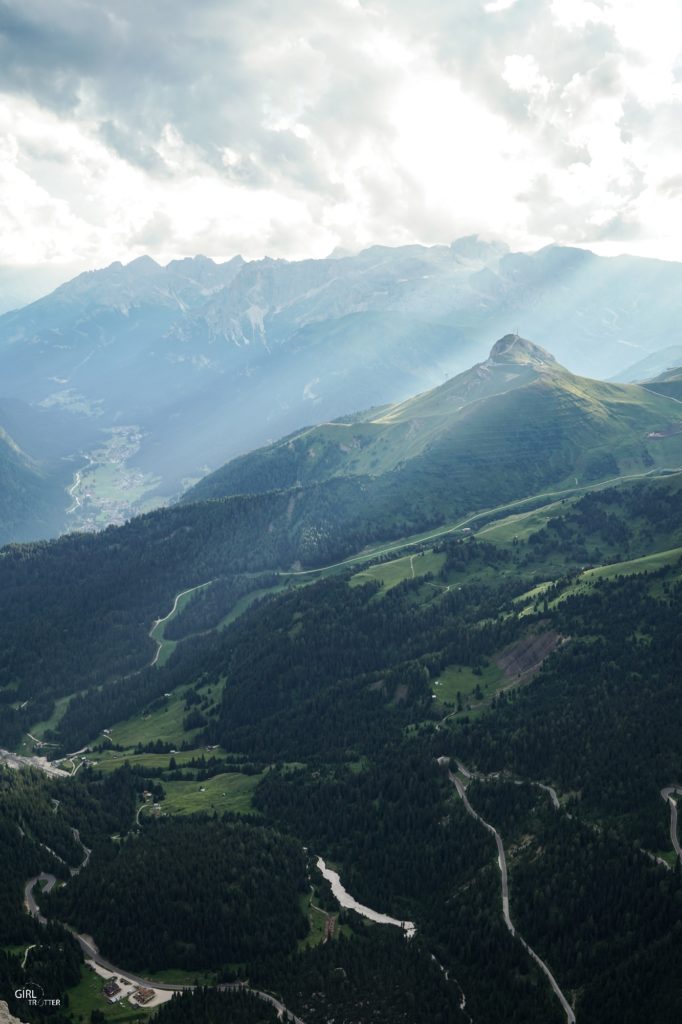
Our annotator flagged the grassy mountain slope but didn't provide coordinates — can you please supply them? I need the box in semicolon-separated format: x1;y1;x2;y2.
187;334;682;505
3;335;682;745
639;366;682;402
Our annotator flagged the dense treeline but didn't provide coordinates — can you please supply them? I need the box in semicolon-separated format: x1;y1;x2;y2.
0;931;81;1024
4;407;672;733
53;568;524;753
0;766;89;955
163;573;279;640
458;776;682;1022
152;988;279;1024
435;535;512;576
255;748;491;917
525;477;682;565
0;767;138;1022
0;764;144;944
511;812;682;1022
50;816;309;971
253;743;566;1023
254;928;471;1024
0;490;298;716
453;571;682;846
51;765;141;844
202;574;523;761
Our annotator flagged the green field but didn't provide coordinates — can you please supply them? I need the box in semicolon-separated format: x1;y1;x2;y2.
476;499;570;544
583;546;682;583
148;771;263;817
28;694;76;743
542;546;682;609
104;686;214;749
433;662;503;710
85;746;224;774
350;550;446;591
217;581;293;629
298;891;333;949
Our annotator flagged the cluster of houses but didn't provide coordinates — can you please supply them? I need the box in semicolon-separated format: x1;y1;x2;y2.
102;977;155;1005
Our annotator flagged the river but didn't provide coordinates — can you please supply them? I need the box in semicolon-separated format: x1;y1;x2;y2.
316;856;416;938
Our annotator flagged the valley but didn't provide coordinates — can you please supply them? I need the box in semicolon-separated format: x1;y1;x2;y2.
2;334;682;1023
65;427;167;532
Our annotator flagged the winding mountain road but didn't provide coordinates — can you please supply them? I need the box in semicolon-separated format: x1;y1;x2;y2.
661;786;682;861
279;467;680;578
24;868;306;1022
149;579;217;665
449;769;576;1024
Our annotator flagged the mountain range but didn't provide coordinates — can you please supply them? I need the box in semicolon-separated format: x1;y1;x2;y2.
3;240;682;544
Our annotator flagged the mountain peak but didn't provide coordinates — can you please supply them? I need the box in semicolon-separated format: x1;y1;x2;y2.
488;334;557;366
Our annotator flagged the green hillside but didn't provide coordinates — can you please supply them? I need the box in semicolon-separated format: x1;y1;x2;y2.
640;366;682;402
4;334;682;750
187;334;682;506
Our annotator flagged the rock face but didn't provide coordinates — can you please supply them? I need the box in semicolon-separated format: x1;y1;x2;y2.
0;1001;28;1024
488;334;557;367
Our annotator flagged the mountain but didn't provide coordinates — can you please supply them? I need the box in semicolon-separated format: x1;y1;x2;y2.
0;398;103;544
639;365;682;402
0;418;70;545
4;241;682;536
3;333;682;726
611;344;682;382
187;333;682;508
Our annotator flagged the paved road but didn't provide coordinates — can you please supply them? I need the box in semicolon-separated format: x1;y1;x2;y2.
449;769;576;1024
661;786;682;861
279;467;680;578
70;828;91;875
24;873;56;924
149;579;217;665
24;875;306;1021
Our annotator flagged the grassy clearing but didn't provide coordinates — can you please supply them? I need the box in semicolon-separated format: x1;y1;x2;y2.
432;663;503;708
152;772;263;816
28;694;75;743
298;892;333;949
88;746;224;774
105;688;206;749
216;581;294;630
583;546;682;582
66;964;153;1022
350;550;446;591
543;547;682;609
654;849;679;869
477;497;579;545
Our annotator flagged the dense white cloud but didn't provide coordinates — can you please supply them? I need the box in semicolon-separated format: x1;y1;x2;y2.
0;0;680;270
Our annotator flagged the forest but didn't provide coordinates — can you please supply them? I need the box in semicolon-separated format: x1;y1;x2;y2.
3;478;682;1021
48;816;309;971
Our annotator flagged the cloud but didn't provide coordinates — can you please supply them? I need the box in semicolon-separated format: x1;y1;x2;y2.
0;0;680;265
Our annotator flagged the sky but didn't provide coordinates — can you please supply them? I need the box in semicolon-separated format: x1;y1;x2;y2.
0;0;681;277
